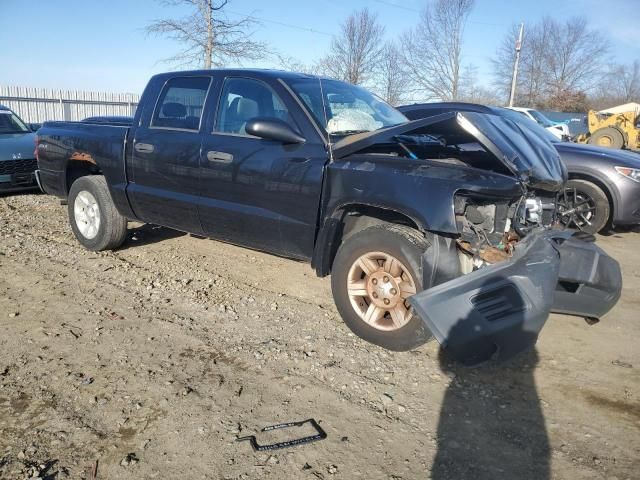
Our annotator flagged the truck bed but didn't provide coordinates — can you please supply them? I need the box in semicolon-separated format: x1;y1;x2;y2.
36;121;131;214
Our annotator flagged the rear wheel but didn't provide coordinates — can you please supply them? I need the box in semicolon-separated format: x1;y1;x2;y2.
331;224;433;351
588;127;625;149
68;176;128;251
558;179;610;234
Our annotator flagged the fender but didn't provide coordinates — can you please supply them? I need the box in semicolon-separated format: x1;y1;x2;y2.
311;203;424;277
321;155;521;228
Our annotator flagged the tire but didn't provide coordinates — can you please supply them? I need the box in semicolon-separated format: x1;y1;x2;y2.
68;176;128;251
588;127;625;149
558;179;610;234
331;224;434;351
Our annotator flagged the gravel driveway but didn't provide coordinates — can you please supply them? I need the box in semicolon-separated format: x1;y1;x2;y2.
1;193;638;480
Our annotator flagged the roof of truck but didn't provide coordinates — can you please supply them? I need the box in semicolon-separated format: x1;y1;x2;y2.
398;102;494;113
151;68;331;82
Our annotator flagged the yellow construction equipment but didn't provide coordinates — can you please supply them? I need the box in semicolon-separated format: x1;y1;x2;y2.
576;103;640;151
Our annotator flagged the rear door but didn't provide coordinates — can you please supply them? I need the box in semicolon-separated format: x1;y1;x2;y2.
197;76;327;258
127;75;212;233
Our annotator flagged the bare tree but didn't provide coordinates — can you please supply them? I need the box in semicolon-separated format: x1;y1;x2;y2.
590;60;640;109
544;17;609;98
605;60;640;103
275;53;320;76
492;22;550;106
319;8;385;85
146;0;265;69
492;17;609;107
374;42;410;105
458;66;502;105
400;0;475;101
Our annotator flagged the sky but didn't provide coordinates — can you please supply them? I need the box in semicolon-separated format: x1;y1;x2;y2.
1;0;638;94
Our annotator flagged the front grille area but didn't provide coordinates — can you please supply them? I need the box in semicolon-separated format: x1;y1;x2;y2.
0;158;38;176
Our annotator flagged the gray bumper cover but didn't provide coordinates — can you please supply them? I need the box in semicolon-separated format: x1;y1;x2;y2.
408;231;622;366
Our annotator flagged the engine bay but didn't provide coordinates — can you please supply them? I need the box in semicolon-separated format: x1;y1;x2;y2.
455;192;560;272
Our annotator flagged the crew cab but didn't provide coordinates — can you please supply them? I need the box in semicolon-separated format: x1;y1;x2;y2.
35;70;622;365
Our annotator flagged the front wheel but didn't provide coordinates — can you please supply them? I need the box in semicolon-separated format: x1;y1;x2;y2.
68;176;128;251
558;179;611;234
331;224;433;351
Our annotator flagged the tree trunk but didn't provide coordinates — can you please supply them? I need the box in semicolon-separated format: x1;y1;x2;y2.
204;0;213;69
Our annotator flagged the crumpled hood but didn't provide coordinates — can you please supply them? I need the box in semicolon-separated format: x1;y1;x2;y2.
555;141;640;167
332;112;566;192
0;132;36;161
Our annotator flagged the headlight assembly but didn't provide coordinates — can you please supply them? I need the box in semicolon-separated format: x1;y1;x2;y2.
615;166;640;183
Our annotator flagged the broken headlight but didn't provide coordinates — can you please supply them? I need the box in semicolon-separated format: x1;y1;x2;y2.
524;197;543;223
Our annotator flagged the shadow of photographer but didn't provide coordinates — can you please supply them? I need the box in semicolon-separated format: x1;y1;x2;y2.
427;274;551;479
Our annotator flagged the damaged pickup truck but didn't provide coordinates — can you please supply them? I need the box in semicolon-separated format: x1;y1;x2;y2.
34;70;622;365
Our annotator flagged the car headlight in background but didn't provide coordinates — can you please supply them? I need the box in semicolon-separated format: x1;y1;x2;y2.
615;166;640;183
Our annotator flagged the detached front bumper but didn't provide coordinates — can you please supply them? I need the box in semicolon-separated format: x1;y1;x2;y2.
408;230;622;366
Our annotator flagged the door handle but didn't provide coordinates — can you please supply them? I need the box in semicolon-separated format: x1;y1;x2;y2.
134;142;155;154
207;151;233;163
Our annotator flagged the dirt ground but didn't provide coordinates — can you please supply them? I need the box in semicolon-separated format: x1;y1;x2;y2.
0;192;638;480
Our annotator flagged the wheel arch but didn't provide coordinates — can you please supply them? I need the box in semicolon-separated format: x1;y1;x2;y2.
311;203;427;277
64;155;102;195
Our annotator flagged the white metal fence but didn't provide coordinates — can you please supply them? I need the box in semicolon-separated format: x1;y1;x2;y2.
0;86;140;123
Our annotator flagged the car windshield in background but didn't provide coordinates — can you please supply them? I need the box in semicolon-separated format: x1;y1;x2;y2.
527;109;555;128
285;78;407;136
0;110;30;134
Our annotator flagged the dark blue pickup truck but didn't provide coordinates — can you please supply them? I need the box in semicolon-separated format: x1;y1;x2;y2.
35;69;622;365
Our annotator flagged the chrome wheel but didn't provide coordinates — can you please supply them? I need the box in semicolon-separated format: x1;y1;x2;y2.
558;187;597;231
73;190;101;239
347;251;417;331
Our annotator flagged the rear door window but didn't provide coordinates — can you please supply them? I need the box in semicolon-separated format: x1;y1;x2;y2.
151;77;211;131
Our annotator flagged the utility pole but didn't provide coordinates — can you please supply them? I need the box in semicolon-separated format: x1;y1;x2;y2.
508;23;524;107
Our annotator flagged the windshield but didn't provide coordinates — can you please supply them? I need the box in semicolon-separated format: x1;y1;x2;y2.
498;108;560;143
0;110;30;134
526;109;555;128
284;78;407;136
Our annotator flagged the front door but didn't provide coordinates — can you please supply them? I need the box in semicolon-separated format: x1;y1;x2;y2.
198;76;326;258
128;75;212;233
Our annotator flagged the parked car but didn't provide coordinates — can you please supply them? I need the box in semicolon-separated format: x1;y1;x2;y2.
34;70;621;365
0;105;40;192
506;106;571;140
400;102;640;234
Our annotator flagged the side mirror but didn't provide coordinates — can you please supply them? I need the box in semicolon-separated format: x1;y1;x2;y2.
29;123;42;132
245;117;305;144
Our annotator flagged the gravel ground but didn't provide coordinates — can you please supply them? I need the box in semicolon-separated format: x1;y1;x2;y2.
0;192;638;480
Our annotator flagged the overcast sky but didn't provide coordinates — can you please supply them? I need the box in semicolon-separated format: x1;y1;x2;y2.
1;0;638;94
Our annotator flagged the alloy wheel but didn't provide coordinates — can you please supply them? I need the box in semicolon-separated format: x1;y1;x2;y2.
558;187;597;231
74;190;101;239
346;251;417;331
